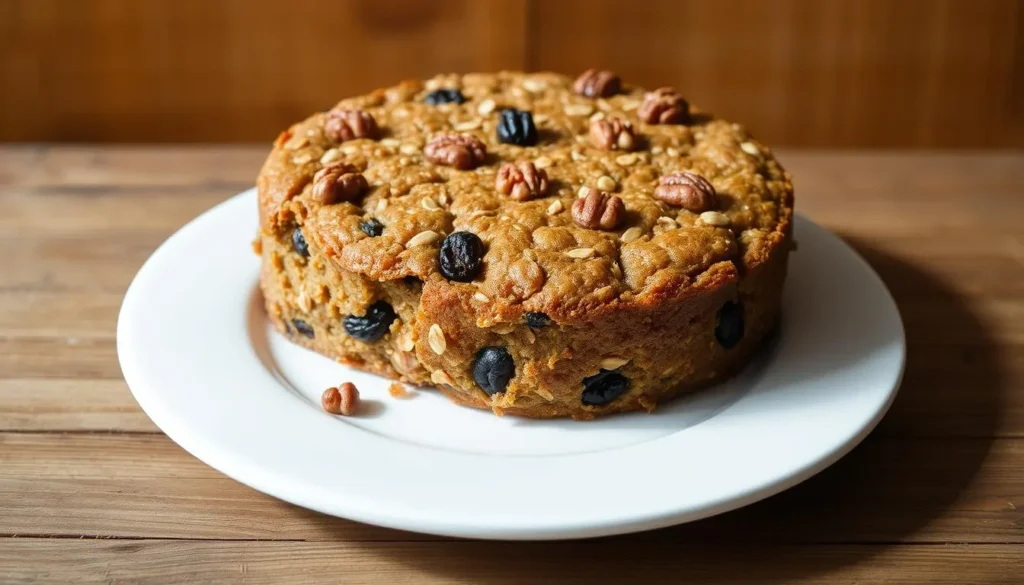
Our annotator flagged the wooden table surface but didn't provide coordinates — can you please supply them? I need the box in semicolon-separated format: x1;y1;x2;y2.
0;146;1021;584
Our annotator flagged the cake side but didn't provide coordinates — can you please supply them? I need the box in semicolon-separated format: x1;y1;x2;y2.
256;71;793;419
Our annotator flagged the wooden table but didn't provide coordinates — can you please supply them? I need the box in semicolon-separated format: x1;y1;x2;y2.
0;147;1021;584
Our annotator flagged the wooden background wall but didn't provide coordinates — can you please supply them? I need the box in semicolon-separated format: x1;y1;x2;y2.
2;0;1022;147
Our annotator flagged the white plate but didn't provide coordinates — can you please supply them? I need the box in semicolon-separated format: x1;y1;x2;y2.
118;189;904;540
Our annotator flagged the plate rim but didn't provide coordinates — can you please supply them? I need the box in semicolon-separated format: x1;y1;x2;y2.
117;189;905;540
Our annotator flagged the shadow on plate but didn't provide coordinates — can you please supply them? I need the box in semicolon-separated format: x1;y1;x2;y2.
326;235;1003;582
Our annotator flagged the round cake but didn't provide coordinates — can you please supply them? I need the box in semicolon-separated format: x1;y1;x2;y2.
256;70;793;419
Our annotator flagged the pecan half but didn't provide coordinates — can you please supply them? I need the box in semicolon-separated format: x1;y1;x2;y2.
654;171;717;212
590;118;636;151
424;133;487;170
495;161;549;201
572;187;624;230
312;163;368;205
639;87;690;124
573;69;621;98
325;108;380;142
321;382;360;415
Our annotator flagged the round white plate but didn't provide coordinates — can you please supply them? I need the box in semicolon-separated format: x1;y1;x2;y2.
118;189;904;540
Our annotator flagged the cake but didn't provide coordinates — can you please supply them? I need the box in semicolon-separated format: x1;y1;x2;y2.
256;70;793;419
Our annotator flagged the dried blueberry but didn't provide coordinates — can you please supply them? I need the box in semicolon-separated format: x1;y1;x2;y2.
424;89;465;105
715;301;745;349
496;108;538;146
360;218;384;237
473;346;515;395
292;318;315;338
581;369;630;406
525;312;551;329
292;227;309;257
439;231;484;282
344;301;397;343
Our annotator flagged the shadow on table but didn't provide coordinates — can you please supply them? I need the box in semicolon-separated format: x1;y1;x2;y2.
334;236;1004;583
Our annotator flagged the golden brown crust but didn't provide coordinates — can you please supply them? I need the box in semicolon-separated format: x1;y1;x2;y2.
257;71;793;419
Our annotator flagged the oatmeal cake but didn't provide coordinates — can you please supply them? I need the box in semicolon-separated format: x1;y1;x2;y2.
256;70;793;419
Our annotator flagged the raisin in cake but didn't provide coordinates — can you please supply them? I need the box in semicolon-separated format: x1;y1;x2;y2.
256;70;793;419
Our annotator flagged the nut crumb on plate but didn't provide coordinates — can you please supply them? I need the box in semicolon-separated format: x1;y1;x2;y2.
322;382;360;415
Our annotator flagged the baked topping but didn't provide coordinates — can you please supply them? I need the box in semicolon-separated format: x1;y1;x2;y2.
572;187;624;230
581;369;630;406
654;171;717;212
496;108;538;146
573;68;621;98
325;108;379;142
321;382;360;415
423;88;466;105
263;72;791;327
428;323;447;355
595;175;617;192
495;161;549;201
388;382;412;398
343;301;397;343
525;312;551;328
424;133;487;169
715;301;744;349
589;118;636;151
291;227;309;257
312;163;368;205
699;211;731;227
360;218;385;237
292;318;314;338
639;87;690;124
439;231;485;282
473;347;515;395
407;230;441;247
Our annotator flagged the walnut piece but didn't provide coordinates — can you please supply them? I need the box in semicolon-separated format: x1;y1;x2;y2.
312;163;368;205
322;382;360;415
573;69;621;98
424;133;487;170
639;87;691;125
654;171;717;212
590;118;636;151
572;187;624;230
495;161;549;201
325;108;379;142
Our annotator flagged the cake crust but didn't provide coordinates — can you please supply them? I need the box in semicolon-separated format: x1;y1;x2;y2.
257;71;793;419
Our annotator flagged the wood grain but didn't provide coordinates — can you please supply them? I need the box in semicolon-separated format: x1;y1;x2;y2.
0;433;1020;543
0;146;1021;582
2;1;1022;146
0;0;526;143
532;0;1024;147
1;540;1021;585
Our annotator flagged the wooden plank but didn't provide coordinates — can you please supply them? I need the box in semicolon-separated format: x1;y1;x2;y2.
0;0;528;142
531;0;1024;147
0;293;122;337
0;190;233;237
0;433;1020;543
16;146;263;189
0;380;156;432
0;337;121;381
0;234;169;294
0;540;1020;584
0;146;45;187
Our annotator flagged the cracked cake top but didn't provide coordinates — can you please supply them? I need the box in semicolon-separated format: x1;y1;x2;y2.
258;70;793;325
